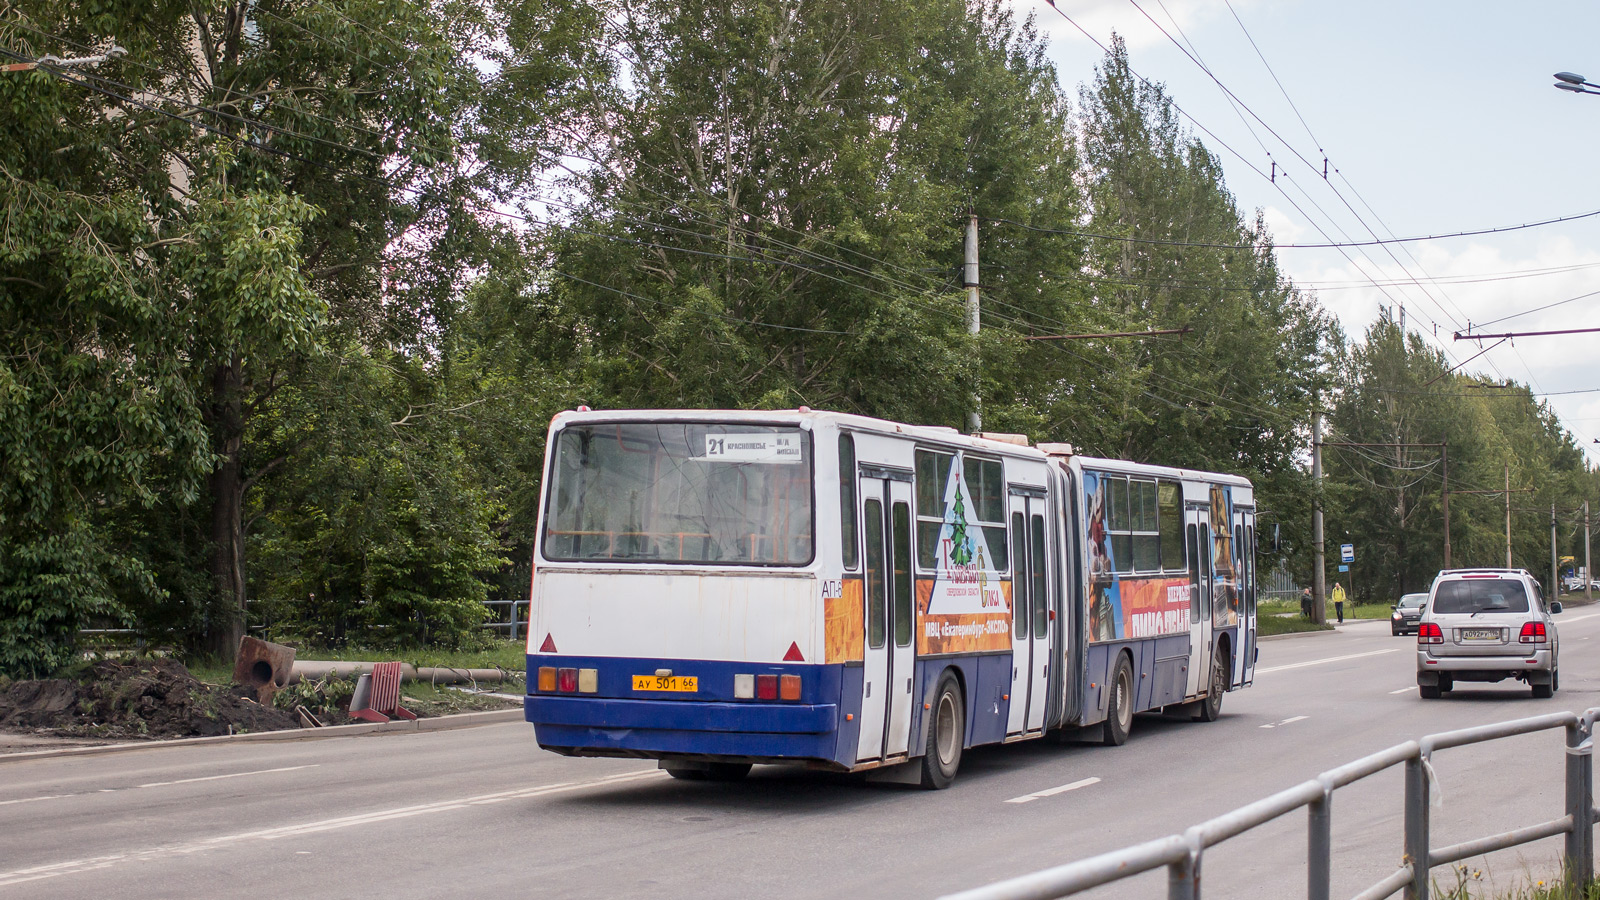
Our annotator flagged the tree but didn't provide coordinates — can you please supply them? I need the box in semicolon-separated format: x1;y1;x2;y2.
1072;36;1337;579
0;1;605;667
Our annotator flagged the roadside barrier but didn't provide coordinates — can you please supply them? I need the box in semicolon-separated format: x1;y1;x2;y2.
939;708;1600;900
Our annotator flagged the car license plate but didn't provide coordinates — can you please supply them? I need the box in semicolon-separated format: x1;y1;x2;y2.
1462;628;1499;641
633;675;698;692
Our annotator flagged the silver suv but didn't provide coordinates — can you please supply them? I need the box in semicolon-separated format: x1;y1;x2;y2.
1416;569;1561;699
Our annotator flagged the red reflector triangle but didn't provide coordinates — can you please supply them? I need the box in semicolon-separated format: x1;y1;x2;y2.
783;642;804;662
539;633;557;653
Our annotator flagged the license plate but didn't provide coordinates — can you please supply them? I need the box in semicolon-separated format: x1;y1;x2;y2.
632;674;698;692
1462;628;1499;641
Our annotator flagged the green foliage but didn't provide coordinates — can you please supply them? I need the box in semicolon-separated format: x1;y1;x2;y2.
272;674;356;720
248;346;505;649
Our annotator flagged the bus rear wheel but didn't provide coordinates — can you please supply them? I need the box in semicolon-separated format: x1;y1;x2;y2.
1103;655;1133;746
919;671;964;790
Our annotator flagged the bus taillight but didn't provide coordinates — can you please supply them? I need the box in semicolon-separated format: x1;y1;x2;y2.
756;674;778;700
734;674;755;699
538;667;557;691
558;668;579;692
780;675;801;701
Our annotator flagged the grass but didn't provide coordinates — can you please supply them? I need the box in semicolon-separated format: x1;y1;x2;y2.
1432;866;1600;900
1257;615;1333;636
1346;602;1394;620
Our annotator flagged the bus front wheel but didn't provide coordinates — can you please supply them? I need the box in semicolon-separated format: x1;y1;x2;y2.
1193;652;1227;722
919;672;964;790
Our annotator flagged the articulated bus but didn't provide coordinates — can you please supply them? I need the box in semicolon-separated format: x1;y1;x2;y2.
525;409;1258;788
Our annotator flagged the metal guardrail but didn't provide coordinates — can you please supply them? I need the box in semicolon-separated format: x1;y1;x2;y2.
940;709;1600;900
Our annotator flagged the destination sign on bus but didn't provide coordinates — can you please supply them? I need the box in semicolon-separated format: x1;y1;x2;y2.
703;433;803;463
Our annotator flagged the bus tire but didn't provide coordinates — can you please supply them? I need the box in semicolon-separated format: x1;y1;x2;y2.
1103;654;1134;746
919;671;964;790
1193;651;1226;723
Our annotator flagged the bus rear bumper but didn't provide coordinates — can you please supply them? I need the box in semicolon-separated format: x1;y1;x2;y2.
525;696;842;763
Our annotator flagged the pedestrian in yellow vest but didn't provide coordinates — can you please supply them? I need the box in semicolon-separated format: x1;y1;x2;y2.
1330;582;1347;624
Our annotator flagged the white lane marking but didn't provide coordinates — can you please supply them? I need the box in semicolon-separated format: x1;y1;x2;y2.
1390;687;1416;695
0;769;664;887
1256;649;1397;674
1005;776;1100;804
1;765;321;808
1560;612;1599;624
138;765;318;789
0;795;68;807
1259;716;1309;730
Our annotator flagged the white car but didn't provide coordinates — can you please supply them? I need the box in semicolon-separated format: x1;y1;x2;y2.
1417;568;1561;699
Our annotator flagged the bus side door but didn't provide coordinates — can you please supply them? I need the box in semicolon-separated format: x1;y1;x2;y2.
1007;491;1050;736
856;472;916;762
1185;505;1213;698
1237;509;1257;686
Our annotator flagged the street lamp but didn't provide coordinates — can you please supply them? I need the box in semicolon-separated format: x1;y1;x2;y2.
1554;72;1600;95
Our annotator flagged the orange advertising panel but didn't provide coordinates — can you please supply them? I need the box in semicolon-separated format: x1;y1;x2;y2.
1115;576;1193;639
824;578;865;664
916;578;1012;655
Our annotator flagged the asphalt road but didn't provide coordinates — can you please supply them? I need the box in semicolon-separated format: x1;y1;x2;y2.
6;613;1600;900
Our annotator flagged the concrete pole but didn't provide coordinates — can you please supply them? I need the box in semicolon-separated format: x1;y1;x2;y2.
1552;502;1559;599
963;214;981;434
1441;444;1451;569
1586;500;1592;603
1505;462;1513;569
1312;412;1326;624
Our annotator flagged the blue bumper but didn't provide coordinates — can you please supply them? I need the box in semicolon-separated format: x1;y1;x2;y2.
524;655;848;766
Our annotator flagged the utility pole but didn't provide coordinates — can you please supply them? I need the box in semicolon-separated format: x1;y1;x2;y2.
1506;463;1513;568
1312;411;1326;624
1552;502;1559;599
1441;444;1451;569
1586;500;1593;602
963;214;981;434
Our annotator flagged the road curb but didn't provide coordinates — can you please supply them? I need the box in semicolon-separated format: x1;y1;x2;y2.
0;707;526;764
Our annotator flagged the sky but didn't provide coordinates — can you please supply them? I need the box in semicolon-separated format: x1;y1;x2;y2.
1007;0;1600;466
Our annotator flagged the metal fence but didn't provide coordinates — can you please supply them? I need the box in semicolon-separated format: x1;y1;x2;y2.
481;598;530;642
1259;565;1303;605
940;709;1599;900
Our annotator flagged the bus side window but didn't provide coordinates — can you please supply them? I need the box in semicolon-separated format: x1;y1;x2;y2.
1031;514;1048;637
1158;480;1184;571
840;435;858;570
891;502;912;647
865;499;886;649
1013;511;1029;639
1187;522;1201;624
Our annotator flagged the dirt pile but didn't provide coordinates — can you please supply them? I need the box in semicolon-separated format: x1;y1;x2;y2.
0;658;301;740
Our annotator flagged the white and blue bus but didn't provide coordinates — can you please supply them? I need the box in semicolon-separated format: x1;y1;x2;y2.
525;409;1258;788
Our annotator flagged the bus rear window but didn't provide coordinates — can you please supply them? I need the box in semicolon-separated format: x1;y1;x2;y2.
542;423;814;565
